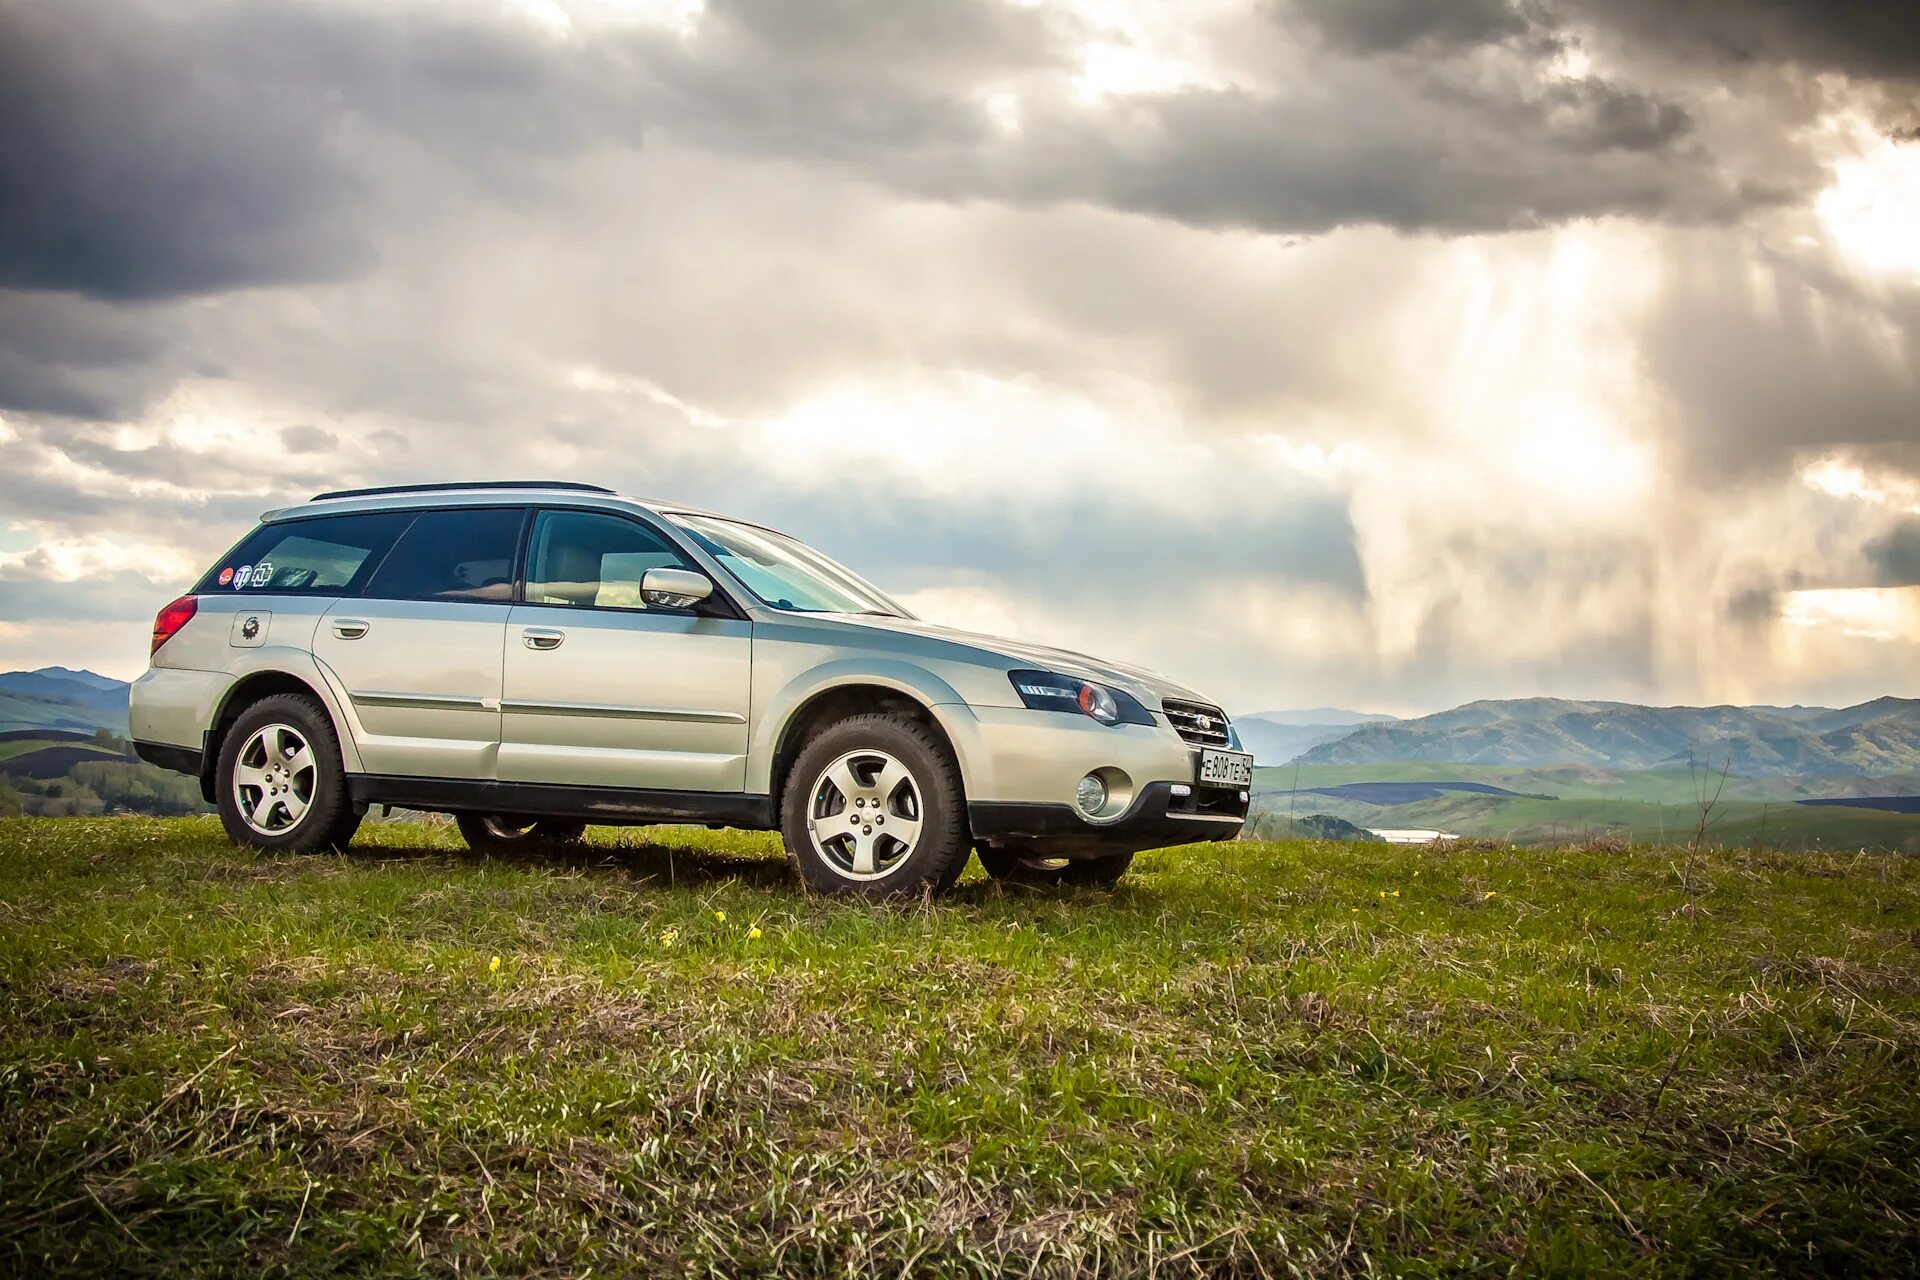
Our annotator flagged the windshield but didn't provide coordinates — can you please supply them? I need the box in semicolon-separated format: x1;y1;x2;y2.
668;514;912;617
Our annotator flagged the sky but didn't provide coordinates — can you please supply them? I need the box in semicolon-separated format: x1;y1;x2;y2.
1;0;1917;714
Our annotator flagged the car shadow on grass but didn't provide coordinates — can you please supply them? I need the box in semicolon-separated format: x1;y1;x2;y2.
336;837;798;890
328;837;1136;906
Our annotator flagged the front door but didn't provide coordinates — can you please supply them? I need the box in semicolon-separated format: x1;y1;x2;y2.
498;509;752;793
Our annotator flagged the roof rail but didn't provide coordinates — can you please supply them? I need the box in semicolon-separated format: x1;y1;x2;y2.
309;480;617;502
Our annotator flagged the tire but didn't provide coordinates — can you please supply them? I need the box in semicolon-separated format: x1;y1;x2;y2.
216;693;358;854
454;813;589;854
977;844;1134;889
780;713;970;898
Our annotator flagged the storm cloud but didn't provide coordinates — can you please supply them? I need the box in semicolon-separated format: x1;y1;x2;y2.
0;0;1916;707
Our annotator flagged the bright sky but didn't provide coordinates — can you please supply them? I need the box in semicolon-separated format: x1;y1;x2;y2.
1;0;1917;712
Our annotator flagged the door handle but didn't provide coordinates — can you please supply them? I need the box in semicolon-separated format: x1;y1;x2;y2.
522;627;565;650
331;619;370;640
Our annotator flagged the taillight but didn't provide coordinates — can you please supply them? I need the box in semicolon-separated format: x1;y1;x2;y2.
151;595;198;655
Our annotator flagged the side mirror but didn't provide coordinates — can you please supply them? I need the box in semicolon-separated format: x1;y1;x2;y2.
641;567;714;609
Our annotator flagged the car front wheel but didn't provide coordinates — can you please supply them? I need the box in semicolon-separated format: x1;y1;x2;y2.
781;713;971;898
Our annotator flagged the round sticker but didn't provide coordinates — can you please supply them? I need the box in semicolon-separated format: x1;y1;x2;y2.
217;567;234;586
233;564;252;589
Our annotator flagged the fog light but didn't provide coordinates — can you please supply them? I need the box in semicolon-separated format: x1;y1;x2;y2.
1075;773;1107;815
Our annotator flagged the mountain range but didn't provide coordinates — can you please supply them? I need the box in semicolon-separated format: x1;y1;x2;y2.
0;668;131;735
1291;696;1920;777
1231;709;1401;765
2;669;1916;780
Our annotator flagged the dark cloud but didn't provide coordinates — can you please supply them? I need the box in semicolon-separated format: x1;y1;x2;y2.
1564;0;1920;85
0;0;651;301
1635;235;1920;477
634;0;1791;236
0;0;1848;328
1866;520;1920;587
986;75;1749;238
1283;0;1536;55
0;292;176;418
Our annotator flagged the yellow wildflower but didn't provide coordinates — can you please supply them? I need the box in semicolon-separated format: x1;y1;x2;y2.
714;910;727;923
1484;890;1496;899
488;955;501;974
748;927;763;940
660;927;680;948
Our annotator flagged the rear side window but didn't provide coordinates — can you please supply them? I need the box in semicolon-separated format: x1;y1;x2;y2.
195;512;413;596
524;510;694;609
362;507;525;603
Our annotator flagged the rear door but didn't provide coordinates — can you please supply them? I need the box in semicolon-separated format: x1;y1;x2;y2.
498;508;752;792
312;506;527;780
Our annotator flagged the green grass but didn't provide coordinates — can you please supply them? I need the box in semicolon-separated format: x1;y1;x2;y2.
2;818;1918;1276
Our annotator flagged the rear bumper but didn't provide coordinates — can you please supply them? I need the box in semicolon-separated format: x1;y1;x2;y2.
970;781;1247;857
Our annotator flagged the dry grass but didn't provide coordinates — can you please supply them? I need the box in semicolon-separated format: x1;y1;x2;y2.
1;817;1918;1276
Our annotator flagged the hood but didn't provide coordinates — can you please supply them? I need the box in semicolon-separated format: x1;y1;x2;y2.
838;615;1219;710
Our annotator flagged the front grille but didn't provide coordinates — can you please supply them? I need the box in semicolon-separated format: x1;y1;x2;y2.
1163;699;1232;748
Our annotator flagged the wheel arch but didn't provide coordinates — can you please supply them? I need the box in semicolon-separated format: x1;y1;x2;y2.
761;670;976;828
201;658;359;802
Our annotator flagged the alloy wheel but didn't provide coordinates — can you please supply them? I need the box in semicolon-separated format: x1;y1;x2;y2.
231;722;317;836
805;749;924;881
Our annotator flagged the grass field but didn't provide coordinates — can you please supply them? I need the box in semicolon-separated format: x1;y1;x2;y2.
3;818;1918;1275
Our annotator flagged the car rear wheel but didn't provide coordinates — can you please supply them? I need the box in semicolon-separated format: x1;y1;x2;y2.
781;713;970;898
454;814;589;853
216;694;359;854
977;844;1134;889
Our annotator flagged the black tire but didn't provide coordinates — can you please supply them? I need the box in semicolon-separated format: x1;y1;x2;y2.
780;713;970;898
977;844;1134;889
454;813;589;854
216;693;358;854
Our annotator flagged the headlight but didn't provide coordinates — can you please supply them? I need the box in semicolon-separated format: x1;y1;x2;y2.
1008;670;1153;726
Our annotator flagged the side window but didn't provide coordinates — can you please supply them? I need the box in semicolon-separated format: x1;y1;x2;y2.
194;512;413;596
525;510;694;610
362;507;526;603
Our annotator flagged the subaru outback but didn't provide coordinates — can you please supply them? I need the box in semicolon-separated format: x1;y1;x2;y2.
132;482;1250;896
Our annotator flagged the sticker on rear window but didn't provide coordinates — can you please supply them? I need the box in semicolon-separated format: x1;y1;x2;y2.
217;567;234;586
249;561;274;588
233;563;252;589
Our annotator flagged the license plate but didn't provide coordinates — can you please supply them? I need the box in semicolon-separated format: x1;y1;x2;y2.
1197;747;1253;788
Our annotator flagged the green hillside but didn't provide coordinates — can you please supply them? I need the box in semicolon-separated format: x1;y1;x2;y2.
1253;764;1920;852
1296;696;1920;776
0;689;128;735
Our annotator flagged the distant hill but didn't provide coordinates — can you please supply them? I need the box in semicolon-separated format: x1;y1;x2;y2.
1295;697;1920;777
1232;708;1399;765
0;668;131;736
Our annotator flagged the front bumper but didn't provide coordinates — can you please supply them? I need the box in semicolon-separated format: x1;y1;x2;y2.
970;781;1247;858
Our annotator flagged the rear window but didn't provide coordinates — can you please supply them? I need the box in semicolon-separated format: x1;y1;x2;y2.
362;507;525;603
195;512;413;596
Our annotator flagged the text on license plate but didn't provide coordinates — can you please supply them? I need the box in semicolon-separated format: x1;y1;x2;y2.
1197;748;1253;788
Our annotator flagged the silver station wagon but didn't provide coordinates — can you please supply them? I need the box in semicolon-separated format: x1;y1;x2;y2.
133;482;1251;896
